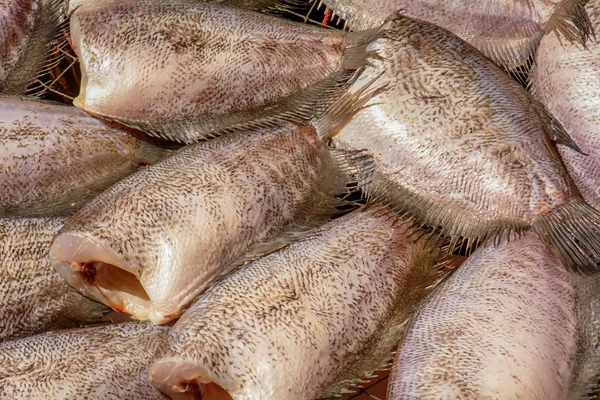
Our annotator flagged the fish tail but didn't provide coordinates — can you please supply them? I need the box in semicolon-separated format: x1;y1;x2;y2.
8;0;66;95
312;73;387;141
546;0;595;47
532;197;600;274
136;139;174;165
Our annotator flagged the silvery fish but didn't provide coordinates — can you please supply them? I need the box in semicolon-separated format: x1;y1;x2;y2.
0;96;170;217
50;121;364;324
148;207;444;400
530;2;600;210
317;0;593;73
0;321;167;399
0;217;108;341
0;0;64;94
70;0;372;143
327;12;600;272
387;233;600;399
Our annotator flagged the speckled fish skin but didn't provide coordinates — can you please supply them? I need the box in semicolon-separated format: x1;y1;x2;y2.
147;207;444;400
0;321;168;399
0;0;64;94
0;96;170;217
320;0;592;72
531;2;600;210
0;217;108;342
50;123;356;325
70;0;354;143
387;233;600;400
331;12;600;272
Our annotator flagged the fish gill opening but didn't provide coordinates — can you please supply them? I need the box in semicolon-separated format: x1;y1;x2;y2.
177;380;233;400
74;261;151;302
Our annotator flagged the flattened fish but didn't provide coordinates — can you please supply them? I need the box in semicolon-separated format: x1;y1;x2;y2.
148;207;444;400
0;0;64;94
0;217;108;341
328;12;600;272
387;233;600;400
50;121;365;324
531;2;600;210
0;96;170;217
0;321;167;399
70;0;372;143
318;0;593;73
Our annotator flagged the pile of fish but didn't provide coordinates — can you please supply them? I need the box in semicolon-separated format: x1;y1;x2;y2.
2;0;600;398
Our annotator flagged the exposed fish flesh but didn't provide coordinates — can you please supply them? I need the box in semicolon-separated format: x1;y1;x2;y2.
148;207;444;400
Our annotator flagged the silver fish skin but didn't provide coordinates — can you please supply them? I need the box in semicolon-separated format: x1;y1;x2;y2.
531;2;600;210
0;217;108;342
0;321;168;399
330;12;600;273
70;0;366;143
387;233;600;400
0;0;64;94
50;123;358;324
0;96;170;217
319;0;592;73
148;207;444;400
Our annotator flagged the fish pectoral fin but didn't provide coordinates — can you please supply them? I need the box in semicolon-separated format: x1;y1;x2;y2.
545;0;595;48
532;197;600;274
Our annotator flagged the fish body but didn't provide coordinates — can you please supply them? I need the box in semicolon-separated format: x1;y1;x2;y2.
331;12;600;272
50;123;358;324
0;321;167;399
0;217;108;342
531;2;600;210
387;233;600;399
148;207;444;400
70;0;362;143
0;96;169;217
320;0;592;73
0;0;64;94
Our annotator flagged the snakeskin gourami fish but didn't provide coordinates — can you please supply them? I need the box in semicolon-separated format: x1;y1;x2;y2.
70;0;374;143
0;96;170;217
530;1;600;210
387;233;600;399
0;321;168;399
325;11;600;273
148;207;446;400
0;217;108;341
50;119;369;325
317;0;593;73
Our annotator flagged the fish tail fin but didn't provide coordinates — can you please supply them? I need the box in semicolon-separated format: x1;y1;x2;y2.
532;197;600;273
136;139;174;165
312;71;387;141
7;0;67;95
546;0;595;47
